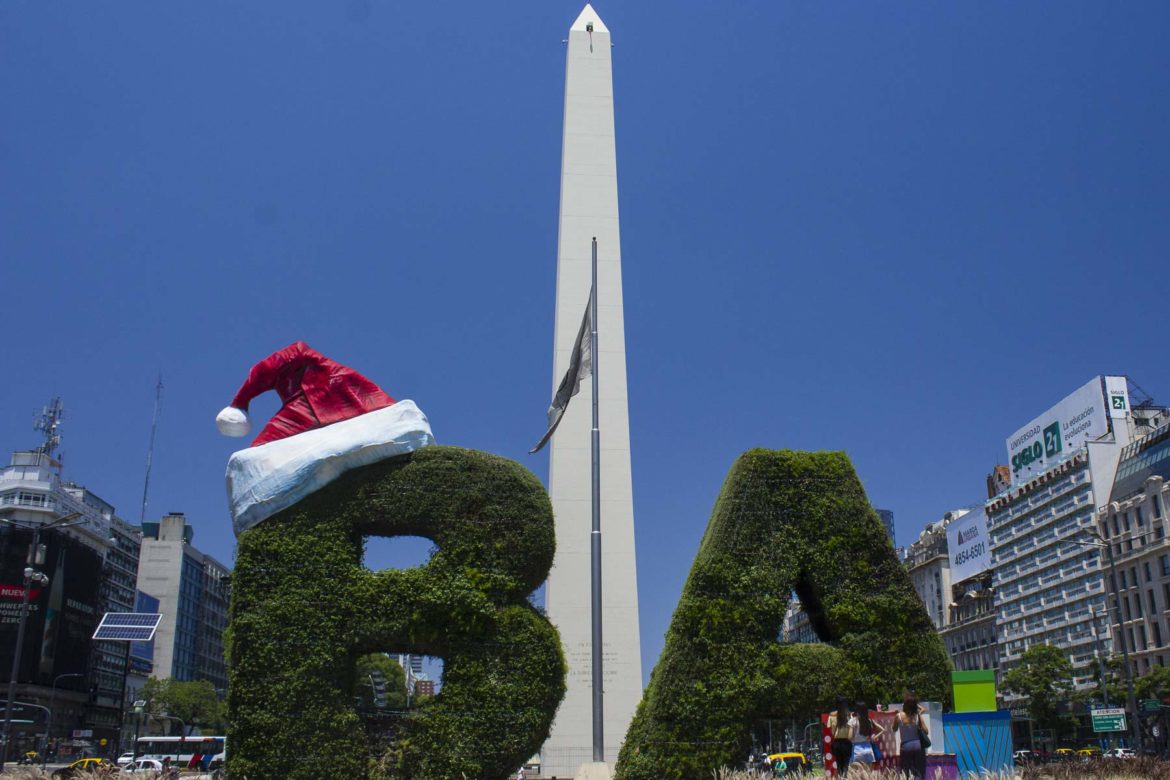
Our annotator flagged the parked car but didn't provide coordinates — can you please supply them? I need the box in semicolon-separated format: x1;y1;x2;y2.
1013;749;1042;764
115;752;136;767
52;758;115;778
1076;746;1103;760
1104;747;1136;759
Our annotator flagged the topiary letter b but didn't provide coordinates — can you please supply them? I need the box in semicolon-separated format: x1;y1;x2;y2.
226;446;566;780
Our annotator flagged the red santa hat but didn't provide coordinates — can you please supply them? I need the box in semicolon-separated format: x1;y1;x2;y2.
215;341;395;447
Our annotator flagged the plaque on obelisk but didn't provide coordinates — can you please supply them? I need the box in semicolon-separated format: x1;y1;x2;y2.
542;5;643;776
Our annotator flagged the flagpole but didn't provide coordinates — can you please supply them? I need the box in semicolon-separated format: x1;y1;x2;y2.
590;236;604;763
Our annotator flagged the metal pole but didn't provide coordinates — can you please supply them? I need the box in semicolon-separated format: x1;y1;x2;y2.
1090;607;1111;707
46;673;83;767
139;375;164;526
590;236;604;763
1;525;39;771
1103;539;1142;752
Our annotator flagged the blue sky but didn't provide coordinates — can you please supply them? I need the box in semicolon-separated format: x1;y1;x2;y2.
2;2;1169;684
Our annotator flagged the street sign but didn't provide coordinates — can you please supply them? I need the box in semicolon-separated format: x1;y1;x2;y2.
1092;708;1127;733
1141;699;1162;713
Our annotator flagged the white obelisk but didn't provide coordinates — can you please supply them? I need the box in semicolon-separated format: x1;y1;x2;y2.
543;5;642;776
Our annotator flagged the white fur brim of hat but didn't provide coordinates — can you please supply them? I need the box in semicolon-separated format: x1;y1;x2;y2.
216;406;251;437
225;400;434;536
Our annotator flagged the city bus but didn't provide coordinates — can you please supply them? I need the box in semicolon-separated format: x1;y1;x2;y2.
135;736;226;768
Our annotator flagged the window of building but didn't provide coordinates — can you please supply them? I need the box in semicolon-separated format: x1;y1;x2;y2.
1155;621;1164;648
1126;539;1134;552
1147;562;1154;583
1156;494;1165;519
1151;589;1159;615
1135;594;1143;618
1140;625;1148;650
1102;521;1111;539
1137;506;1146;526
1164;583;1170;609
1125;512;1132;532
1133;566;1141;586
1162;555;1170;577
1121;570;1128;589
1124;598;1132;621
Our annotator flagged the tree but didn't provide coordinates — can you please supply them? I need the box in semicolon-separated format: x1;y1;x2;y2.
140;678;226;733
1078;655;1126;707
354;653;408;710
1135;665;1170;701
1003;644;1075;743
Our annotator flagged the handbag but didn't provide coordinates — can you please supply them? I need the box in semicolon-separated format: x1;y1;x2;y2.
916;723;931;750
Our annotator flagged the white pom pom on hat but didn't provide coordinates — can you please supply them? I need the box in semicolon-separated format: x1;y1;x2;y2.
216;406;251;437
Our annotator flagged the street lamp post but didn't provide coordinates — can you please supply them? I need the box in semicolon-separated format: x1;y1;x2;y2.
1066;528;1147;753
0;513;84;771
132;701;145;761
159;714;187;764
45;673;84;767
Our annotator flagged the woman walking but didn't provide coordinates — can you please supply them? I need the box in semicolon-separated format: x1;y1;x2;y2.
896;694;929;779
849;700;885;769
826;696;854;776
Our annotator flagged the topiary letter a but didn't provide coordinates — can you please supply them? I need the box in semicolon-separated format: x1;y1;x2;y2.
226;446;566;780
616;449;950;780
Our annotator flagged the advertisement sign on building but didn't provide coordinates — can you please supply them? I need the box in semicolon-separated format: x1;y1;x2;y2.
947;510;992;583
0;528;102;684
1005;376;1129;486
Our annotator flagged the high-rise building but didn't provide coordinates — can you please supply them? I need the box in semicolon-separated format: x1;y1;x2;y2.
938;505;998;676
542;5;643;773
1095;413;1170;678
781;600;818;644
940;570;997;673
988;376;1149;691
135;513;230;692
904;510;972;631
876;509;896;546
0;448;141;750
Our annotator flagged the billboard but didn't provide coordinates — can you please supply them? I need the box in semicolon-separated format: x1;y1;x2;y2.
947;510;992;583
1005;376;1129;486
0;527;102;684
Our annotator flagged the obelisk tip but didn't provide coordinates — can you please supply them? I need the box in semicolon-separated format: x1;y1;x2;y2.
570;4;608;34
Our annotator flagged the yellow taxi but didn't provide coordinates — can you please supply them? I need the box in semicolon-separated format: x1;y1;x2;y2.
1076;746;1103;759
51;757;114;778
767;752;811;772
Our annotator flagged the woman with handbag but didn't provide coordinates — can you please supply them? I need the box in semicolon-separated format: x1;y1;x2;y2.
849;700;885;769
826;696;855;775
896;694;930;779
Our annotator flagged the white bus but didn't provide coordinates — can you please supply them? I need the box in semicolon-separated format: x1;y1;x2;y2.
135;736;225;768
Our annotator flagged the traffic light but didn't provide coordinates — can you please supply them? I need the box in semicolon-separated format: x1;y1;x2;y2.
369;672;387;709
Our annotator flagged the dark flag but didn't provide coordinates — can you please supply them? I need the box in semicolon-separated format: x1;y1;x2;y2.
530;290;593;453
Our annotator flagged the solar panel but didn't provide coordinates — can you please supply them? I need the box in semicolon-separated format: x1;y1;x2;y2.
92;612;162;642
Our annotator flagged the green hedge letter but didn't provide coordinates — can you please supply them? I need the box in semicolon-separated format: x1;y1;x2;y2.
226;446;566;780
617;449;950;780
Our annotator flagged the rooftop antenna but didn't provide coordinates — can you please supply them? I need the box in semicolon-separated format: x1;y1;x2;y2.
33;398;64;459
139;375;164;526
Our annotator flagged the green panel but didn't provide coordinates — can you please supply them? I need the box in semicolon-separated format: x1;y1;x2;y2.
616;449;951;780
952;670;997;713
